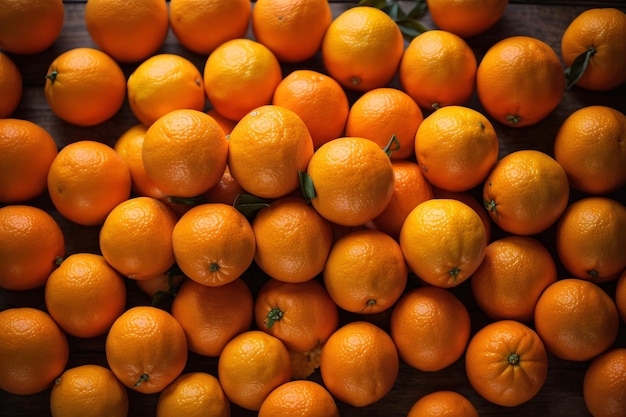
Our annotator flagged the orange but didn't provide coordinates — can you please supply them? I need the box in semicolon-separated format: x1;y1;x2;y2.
323;229;407;314
373;160;434;240
50;364;129;417
142;108;228;198
414;105;498;192
345;87;423;160
44;48;126;126
556;197;626;282
45;253;126;338
399;199;487;288
464;319;548;407
156;372;230;417
227;105;314;199
432;188;492;240
171;278;253;357
127;54;206;127
534;278;620;361
47;140;131;226
562;8;626;91
617;269;626;324
105;306;188;394
204;165;245;205
583;348;626;417
252;197;333;283
0;205;65;291
471;236;557;322
254;278;339;353
390;286;471;372
0;0;64;54
99;196;178;280
0;118;58;203
304;136;394;226
252;0;332;63
172;203;256;286
399;30;477;110
476;36;564;127
203;38;282;121
258;380;339;417
554;105;626;195
0;307;68;395
206;108;237;135
407;391;479;417
218;330;292;411
321;6;404;91
170;0;251;55
272;69;349;149
483;149;569;235
320;321;399;407
427;0;508;37
84;0;169;63
134;271;185;301
0;52;22;117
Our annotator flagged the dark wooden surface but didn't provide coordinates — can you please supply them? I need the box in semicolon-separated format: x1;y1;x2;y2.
2;1;626;416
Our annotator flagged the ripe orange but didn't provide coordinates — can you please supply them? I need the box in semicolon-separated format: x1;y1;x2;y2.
555;197;626;282
399;199;487;288
562;8;626;91
47;140;131;226
156;372;230;417
50;364;129;417
323;229;407;314
45;253;126;338
142;109;228;198
399;30;477;110
583;348;626;417
320;321;399;407
534;278;620;361
476;36;564;127
321;6;404;91
218;330;292;411
203;38;282;121
471;236;557;322
258;380;339;417
390;286;471;372
465;320;548;407
0;118;58;203
0;307;68;395
617;269;626;324
227;105;314;199
426;0;508;38
272;69;349;149
99;196;178;280
171;278;253;357
0;52;22;118
134;272;185;301
105;306;188;394
554;105;626;195
432;188;492;241
204;165;245;205
483;149;569;235
44;48;126;126
170;0;251;55
305;136;394;226
0;0;64;54
345;87;423;160
407;391;479;417
254;278;339;353
172;203;256;286
84;0;169;63
252;0;332;63
206;108;237;135
252;197;333;283
373;160;434;240
127;54;206;127
0;205;65;291
415;105;498;192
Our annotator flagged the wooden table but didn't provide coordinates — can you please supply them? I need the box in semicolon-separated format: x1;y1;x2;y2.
2;1;626;416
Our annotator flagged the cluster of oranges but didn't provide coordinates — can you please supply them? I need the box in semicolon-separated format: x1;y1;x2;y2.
1;0;626;416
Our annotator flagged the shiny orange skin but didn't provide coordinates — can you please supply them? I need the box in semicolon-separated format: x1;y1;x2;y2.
0;52;22;118
465;320;548;407
156;372;230;417
407;390;479;417
0;0;64;55
258;380;340;417
583;348;626;417
432;188;492;241
204;165;245;205
426;0;508;38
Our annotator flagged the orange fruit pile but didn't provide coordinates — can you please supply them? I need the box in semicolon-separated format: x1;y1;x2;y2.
1;2;626;416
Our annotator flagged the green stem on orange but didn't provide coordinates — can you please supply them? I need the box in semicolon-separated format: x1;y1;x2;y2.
449;267;461;283
508;353;520;366
265;307;284;329
134;373;149;387
45;70;58;82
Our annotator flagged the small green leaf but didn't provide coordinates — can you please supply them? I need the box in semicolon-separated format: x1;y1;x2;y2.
358;0;387;8
233;193;270;219
383;134;401;157
167;195;206;206
408;0;428;19
298;170;317;203
398;20;428;39
565;46;595;90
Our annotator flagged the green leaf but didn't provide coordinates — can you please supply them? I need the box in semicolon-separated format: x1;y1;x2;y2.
408;0;428;19
383;134;401;157
398;19;428;39
358;0;387;8
233;193;270;219
565;46;595;90
298;170;316;203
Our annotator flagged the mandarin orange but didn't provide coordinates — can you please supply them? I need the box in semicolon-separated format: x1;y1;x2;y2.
156;372;230;417
583;348;626;417
0;52;22;118
0;0;64;54
258;380;339;417
426;0;508;38
407;390;479;417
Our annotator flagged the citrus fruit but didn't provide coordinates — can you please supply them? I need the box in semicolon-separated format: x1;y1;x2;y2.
258;380;339;417
426;0;508;38
407;390;479;417
583;348;626;417
0;0;64;54
617;269;626;324
156;372;230;417
432;188;492;240
204;165;245;205
0;52;22;118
